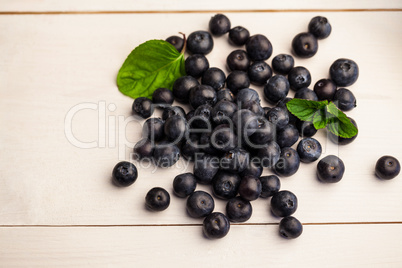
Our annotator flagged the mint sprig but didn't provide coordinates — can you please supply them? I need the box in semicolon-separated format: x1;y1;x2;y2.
116;38;186;99
286;99;358;138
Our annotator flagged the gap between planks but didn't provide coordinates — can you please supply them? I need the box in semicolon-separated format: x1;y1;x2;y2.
1;222;401;228
0;8;401;15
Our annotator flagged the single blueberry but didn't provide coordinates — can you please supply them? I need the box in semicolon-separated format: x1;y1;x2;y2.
145;187;170;212
271;190;298;217
375;156;400;180
259;175;281;198
173;173;197;198
152;88;174;107
229;26;250;46
288;66;312;91
132;97;154;119
246;34;273;61
226;71;250;95
201;67;226;91
263;75;290;104
314;78;337;101
165;35;184;52
227;49;250;72
112;161;138;187
292;32;318;58
317;155;345;183
189;84;217;109
248;61;273;86
153;142;180;168
308;16;331;39
279;216;303;239
333;88;356;111
209;14;231;36
272;54;295;75
226;197;252;222
203;212;230;239
186;191;215;218
294;87;318;101
187;30;214;55
274;147;300;177
172;76;200;103
185;54;210;78
329;58;359;87
212;170;241;200
297;138;322;163
133;138;154;162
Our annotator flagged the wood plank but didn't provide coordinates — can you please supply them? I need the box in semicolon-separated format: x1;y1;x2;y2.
0;0;401;12
0;224;401;267
0;12;402;225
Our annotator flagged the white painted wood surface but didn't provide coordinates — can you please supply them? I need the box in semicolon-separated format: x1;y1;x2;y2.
0;0;401;12
0;5;401;267
1;224;402;267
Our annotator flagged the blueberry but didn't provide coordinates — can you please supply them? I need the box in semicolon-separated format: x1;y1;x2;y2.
203;212;230;239
259;175;281;198
274;147;300;177
292;32;318;58
271;54;295;75
236;88;260;106
248;61;273;86
313;78;337;101
256;141;281;168
173;173;197;198
192;104;213;129
211;100;238;125
153;142;180;168
317;155;345;183
209;14;231;36
189;84;217;109
132;97;154;119
296;120;317;137
112;161;138;187
220;148;250;173
263;75;290;104
216;88;235;102
226;50;250;72
172;76;200;103
226;197;252;222
142;117;164;141
240;160;263;179
297;138;322;163
226;71;250;94
271;190;298;217
238;175;262;201
133;138;154;161
266;107;289;129
199;132;220;156
186;191;215;218
246;34;273;61
375;156;400;180
162;106;186;121
165;35;184;52
185;54;210;78
241;100;264;116
152;88;174;107
187;30;214;55
180;137;202;161
145;187;170;211
164;114;188;143
233;109;259;137
308;16;331;39
193;154;220;184
201;67;226;91
279;216;303;239
249;116;276;145
288;66;312;91
328;117;358;145
276;124;299;148
186;110;195;122
212;170;241;199
333;88;356;111
329;58;359;87
228;26;250;46
294;87;318;101
276;97;298;126
210;124;238;152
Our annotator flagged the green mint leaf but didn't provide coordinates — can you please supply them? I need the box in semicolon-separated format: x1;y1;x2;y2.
326;102;358;138
116;39;186;99
312;108;327;129
286;99;328;121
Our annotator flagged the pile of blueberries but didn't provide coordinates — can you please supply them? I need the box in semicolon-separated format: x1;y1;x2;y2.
112;14;401;240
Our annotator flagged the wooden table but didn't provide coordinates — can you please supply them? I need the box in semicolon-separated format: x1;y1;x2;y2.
1;1;401;267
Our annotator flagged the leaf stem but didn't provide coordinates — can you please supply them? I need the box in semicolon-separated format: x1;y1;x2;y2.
179;32;186;55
